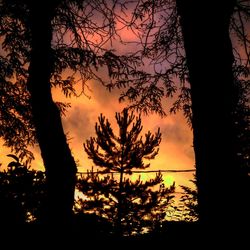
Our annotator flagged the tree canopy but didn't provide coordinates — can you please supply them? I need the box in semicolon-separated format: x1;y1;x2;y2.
0;0;139;161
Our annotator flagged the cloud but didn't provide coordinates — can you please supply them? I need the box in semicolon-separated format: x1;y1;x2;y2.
63;105;95;140
137;112;195;190
162;122;189;145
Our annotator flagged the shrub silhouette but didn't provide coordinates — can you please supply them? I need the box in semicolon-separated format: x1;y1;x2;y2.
0;154;47;224
179;175;198;221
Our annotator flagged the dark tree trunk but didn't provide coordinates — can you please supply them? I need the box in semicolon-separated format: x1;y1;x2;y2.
27;2;77;225
116;169;124;237
176;0;248;238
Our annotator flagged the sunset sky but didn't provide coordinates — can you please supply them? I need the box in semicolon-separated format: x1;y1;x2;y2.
0;2;196;192
0;88;195;222
0;82;195;188
0;80;195;191
54;80;195;187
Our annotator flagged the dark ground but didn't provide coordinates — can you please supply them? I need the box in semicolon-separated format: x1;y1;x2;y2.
0;220;247;249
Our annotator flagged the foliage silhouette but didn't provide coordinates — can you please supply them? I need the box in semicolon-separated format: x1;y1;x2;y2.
179;175;198;222
0;0;141;161
0;0;140;224
0;0;248;232
76;109;175;237
233;64;250;177
0;154;47;224
108;0;249;120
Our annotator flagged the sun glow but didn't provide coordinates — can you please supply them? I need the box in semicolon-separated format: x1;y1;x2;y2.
163;175;175;187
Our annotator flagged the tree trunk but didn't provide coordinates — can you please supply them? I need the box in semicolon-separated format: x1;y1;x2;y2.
176;0;248;238
116;169;124;237
27;2;77;225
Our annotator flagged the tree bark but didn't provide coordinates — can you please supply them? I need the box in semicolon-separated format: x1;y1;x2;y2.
176;0;248;238
27;2;77;225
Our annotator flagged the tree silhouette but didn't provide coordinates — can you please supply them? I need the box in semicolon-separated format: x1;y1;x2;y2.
233;65;250;178
0;0;139;224
106;0;249;238
176;1;250;238
1;0;249;234
76;109;175;237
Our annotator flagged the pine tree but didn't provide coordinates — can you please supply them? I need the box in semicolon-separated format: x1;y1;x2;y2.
76;109;175;237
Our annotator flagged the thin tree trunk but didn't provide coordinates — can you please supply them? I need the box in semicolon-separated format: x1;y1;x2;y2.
176;0;248;238
27;2;77;225
116;168;124;237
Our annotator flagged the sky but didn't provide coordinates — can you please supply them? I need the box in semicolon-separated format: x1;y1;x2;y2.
45;79;195;190
0;77;195;190
56;79;195;214
0;1;196;192
0;81;195;191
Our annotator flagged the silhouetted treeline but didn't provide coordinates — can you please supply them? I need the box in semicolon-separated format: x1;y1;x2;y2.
0;0;249;242
0;154;199;239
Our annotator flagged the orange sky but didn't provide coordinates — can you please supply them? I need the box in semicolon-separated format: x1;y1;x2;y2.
0;5;195;192
55;79;195;189
0;78;195;189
